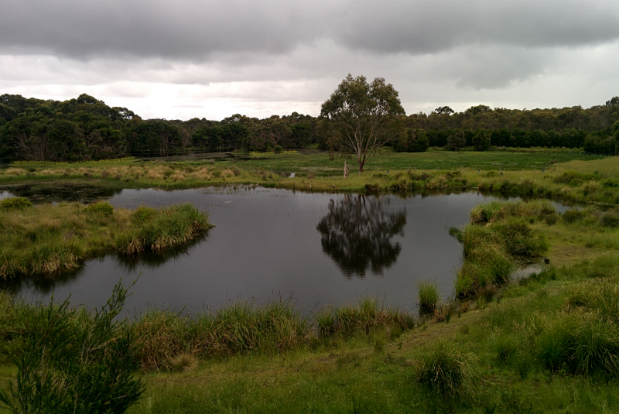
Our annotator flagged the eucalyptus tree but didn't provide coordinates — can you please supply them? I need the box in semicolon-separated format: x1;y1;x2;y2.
320;74;405;173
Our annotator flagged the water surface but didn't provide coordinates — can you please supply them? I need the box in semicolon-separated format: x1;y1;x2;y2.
3;186;567;315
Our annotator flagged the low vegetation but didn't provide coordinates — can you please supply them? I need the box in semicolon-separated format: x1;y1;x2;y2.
0;152;617;412
0;199;211;280
0;281;144;414
1;152;618;206
416;279;439;313
3;256;617;412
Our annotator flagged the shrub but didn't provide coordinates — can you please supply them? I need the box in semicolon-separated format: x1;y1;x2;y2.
600;210;619;228
544;213;559;225
0;282;145;413
417;280;439;313
85;201;114;216
562;209;585;223
0;197;32;210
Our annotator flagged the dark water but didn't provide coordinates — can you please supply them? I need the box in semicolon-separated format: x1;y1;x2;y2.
2;186;569;315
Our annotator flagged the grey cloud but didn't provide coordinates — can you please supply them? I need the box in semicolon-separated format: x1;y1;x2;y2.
0;0;616;60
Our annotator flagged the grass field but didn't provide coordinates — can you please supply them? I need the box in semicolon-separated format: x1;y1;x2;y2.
1;150;617;205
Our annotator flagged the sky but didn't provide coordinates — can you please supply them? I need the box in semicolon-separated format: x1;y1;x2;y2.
0;0;618;121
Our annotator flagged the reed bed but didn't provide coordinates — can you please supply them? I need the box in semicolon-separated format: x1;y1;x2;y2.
0;293;416;372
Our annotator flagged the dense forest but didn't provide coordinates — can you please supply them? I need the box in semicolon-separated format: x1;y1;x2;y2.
0;93;617;162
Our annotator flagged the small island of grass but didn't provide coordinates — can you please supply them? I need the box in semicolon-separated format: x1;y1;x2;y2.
0;198;211;280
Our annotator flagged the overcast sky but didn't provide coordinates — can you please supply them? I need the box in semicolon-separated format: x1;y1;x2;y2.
1;0;618;120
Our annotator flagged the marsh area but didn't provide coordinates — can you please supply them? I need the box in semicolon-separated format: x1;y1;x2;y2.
0;185;572;314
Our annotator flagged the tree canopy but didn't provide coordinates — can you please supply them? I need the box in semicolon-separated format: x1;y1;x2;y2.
0;91;617;162
320;74;405;173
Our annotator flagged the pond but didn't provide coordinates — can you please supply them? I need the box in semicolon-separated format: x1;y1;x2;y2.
1;186;571;315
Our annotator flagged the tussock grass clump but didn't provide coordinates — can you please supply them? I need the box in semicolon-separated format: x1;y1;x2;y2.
0;201;210;280
538;315;618;376
315;297;414;338
0;196;32;210
417;280;439;313
169;353;198;372
415;342;475;399
84;201;114;215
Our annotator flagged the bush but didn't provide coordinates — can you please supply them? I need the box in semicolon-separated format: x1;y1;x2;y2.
446;131;466;151
600;210;619;228
0;196;32;210
544;213;559;225
562;209;585;223
0;282;145;413
410;131;429;153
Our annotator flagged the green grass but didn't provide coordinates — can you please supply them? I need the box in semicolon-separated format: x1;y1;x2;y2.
2;152;617;205
124;254;617;412
417;280;439;313
0;200;211;280
0;150;618;204
215;148;604;173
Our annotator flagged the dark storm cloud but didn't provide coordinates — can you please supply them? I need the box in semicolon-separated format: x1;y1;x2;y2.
0;0;617;60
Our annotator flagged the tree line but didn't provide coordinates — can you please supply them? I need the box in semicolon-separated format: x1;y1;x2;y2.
0;92;617;162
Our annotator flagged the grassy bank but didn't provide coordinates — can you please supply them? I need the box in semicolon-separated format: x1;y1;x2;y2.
1;151;617;205
1;198;617;412
0;199;211;280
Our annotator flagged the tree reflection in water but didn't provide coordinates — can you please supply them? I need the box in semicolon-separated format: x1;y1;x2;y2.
316;195;406;278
